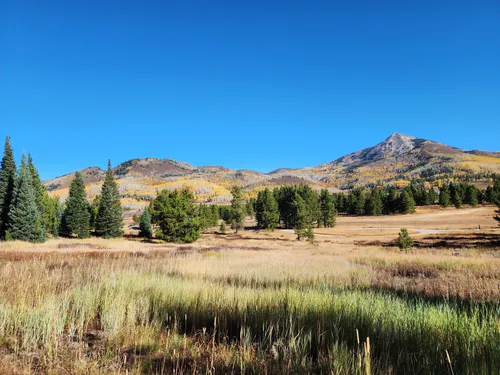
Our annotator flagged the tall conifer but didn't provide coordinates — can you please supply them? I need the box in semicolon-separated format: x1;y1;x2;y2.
8;154;45;242
95;161;123;238
319;189;337;227
0;136;16;238
61;172;91;238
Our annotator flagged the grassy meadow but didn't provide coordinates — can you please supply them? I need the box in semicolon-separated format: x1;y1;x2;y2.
0;207;499;374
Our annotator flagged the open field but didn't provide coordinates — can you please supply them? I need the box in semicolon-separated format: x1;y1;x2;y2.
0;206;499;374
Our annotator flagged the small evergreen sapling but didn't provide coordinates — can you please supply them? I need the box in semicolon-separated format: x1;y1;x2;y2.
398;228;414;251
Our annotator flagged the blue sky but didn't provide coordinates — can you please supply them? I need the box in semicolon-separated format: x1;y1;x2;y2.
1;0;499;180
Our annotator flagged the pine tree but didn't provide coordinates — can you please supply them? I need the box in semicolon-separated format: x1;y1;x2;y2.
319;189;337;227
383;186;399;214
255;188;280;230
290;192;313;241
365;188;383;216
450;183;462;209
61;172;91;238
427;188;438;205
0;136;17;239
439;185;451;208
150;188;200;243
297;185;321;226
397;228;414;251
27;154;54;234
464;185;479;207
95;161;123;238
139;207;152;238
230;185;245;233
399;190;416;214
8;154;45;242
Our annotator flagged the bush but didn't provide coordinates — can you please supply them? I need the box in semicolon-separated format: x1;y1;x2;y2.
219;221;226;234
398;228;414;250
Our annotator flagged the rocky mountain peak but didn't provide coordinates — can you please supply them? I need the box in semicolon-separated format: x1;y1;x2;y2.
366;132;417;159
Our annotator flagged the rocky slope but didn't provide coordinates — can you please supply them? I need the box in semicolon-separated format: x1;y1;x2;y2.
45;133;500;210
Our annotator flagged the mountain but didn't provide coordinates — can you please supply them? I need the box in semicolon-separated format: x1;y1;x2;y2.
45;133;500;211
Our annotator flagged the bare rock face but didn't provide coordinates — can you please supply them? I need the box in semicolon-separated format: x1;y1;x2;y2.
365;133;417;160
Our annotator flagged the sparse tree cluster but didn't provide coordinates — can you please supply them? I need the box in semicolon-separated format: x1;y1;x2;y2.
0;137;61;242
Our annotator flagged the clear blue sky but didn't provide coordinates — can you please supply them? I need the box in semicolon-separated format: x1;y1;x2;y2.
1;0;499;180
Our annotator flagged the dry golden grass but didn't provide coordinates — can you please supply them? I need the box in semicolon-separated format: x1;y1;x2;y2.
0;205;499;373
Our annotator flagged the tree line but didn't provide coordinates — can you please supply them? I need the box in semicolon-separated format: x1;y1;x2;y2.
332;181;496;216
0;137;123;242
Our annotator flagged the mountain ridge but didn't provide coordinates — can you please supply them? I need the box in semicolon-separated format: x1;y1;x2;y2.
45;133;500;210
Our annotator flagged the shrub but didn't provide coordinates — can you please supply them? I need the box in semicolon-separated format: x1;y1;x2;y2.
398;228;414;250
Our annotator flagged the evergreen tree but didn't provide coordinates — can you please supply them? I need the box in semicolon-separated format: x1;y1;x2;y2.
95;161;123;238
89;195;101;231
290;192;313;241
150;188;201;243
0;136;16;239
8;154;45;242
297;185;321;226
274;186;296;229
139;207;153;238
464;185;479;207
61;172;91;238
383;186;399;214
210;205;219;226
246;198;256;218
219;220;226;233
348;188;366;216
255;188;280;230
399;190;416;214
47;196;62;237
427;188;438;205
397;228;414;251
450;183;462;209
229;185;245;233
365;188;383;216
439;185;451;208
319;189;337;227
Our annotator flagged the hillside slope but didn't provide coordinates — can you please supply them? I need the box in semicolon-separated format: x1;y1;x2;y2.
45;133;500;210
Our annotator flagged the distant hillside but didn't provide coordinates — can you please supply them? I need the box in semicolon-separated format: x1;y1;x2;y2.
45;133;500;211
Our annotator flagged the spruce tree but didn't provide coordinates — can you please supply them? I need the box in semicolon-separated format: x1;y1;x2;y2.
8;154;45;242
450;183;462;209
439;185;451;208
319;189;337;227
230;185;245;233
139;207;153;238
0;136;16;239
399;190;416;214
464;185;479;207
383;186;399;215
27;154;54;234
95;161;123;238
255;188;280;230
365;188;383;216
61;172;91;238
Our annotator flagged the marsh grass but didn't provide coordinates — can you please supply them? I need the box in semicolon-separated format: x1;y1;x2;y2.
0;242;499;374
